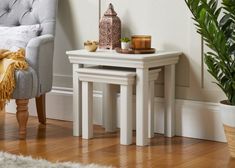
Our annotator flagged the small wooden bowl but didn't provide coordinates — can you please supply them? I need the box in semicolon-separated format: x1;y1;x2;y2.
84;41;99;52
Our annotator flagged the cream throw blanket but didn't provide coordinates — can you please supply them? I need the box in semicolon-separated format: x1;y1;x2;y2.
0;49;28;110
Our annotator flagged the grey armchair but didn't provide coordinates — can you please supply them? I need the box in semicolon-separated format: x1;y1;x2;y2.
0;0;58;139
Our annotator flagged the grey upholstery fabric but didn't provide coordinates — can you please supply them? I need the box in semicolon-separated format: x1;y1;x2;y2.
0;0;57;35
13;67;38;98
0;0;58;99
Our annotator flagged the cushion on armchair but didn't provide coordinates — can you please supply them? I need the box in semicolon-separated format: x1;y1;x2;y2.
0;24;41;51
0;24;41;99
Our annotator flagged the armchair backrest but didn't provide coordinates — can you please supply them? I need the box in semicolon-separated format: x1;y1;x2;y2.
0;0;58;36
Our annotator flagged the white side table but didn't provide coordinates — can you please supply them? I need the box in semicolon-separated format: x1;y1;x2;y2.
67;49;181;146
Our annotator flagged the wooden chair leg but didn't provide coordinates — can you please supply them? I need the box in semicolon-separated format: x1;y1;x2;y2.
16;99;29;140
35;94;46;124
0;107;5;113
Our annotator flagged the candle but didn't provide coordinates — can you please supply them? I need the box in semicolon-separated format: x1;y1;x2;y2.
131;35;151;50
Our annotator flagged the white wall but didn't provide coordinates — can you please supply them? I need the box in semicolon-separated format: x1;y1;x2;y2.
6;0;228;142
53;0;99;88
101;0;226;102
53;0;226;102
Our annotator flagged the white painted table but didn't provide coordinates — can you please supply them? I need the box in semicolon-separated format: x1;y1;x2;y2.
67;49;181;146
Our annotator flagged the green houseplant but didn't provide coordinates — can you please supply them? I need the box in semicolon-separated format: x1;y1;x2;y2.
185;0;235;157
120;37;131;50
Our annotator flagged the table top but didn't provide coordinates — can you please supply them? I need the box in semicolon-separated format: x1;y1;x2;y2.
67;49;182;68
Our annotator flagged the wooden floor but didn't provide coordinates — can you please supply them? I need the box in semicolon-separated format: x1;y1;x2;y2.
0;113;235;168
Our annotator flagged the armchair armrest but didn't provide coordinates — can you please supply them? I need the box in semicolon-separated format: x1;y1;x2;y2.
26;34;55;96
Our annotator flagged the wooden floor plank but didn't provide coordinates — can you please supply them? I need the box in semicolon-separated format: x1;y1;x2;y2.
0;112;234;167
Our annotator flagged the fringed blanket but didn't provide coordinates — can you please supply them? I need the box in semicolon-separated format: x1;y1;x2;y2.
0;49;28;110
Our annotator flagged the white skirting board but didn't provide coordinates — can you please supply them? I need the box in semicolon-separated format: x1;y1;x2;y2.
6;87;226;142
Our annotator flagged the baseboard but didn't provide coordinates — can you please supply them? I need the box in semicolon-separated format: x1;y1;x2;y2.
5;86;226;142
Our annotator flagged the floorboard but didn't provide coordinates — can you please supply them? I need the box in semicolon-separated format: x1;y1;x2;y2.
0;112;234;168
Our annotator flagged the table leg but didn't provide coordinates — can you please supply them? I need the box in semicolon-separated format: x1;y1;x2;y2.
120;85;133;145
82;81;93;139
148;80;155;138
136;68;149;146
164;64;176;137
103;84;117;132
73;64;83;136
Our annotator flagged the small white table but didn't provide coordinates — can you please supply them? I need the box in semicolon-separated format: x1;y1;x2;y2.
67;49;181;146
